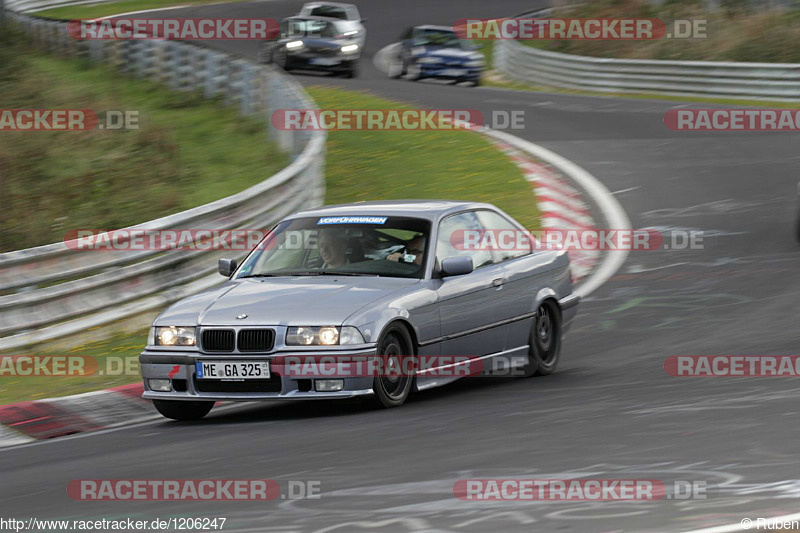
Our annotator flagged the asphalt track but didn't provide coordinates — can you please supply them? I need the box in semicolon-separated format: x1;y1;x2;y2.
2;1;800;531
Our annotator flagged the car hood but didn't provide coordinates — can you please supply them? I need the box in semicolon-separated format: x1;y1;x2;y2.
423;48;481;61
155;276;419;327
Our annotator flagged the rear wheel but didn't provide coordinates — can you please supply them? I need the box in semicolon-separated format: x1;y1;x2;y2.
369;325;414;408
153;400;214;421
522;300;561;377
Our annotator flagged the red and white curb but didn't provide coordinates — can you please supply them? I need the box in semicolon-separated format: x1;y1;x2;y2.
0;383;157;446
487;138;600;282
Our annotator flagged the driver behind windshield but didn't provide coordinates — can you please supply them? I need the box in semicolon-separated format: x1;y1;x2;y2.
387;234;425;266
319;229;349;268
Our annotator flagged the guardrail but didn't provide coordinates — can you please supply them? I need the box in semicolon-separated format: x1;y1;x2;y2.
6;0;115;14
493;13;800;101
0;9;326;350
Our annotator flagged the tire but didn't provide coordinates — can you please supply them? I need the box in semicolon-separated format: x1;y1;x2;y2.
388;56;406;79
471;77;481;87
369;324;414;408
522;300;562;377
406;61;422;81
344;61;359;78
153;400;214;421
257;43;273;64
275;49;290;71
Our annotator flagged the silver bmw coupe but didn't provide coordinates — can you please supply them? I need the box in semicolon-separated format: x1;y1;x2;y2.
140;200;580;420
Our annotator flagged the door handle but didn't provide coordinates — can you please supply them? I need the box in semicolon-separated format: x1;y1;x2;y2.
492;278;504;288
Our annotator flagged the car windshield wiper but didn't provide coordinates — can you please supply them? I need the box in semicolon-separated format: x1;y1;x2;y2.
238;273;283;278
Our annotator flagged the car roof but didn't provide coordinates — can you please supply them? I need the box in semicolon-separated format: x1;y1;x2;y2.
414;25;455;32
283;15;342;23
288;200;500;222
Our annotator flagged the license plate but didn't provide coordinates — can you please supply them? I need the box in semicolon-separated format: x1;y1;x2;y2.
441;68;466;77
310;57;340;66
196;361;270;380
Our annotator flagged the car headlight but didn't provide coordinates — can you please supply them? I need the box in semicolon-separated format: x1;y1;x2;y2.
417;57;440;64
285;40;304;50
152;326;196;347
286;326;365;346
465;60;484;68
340;44;359;53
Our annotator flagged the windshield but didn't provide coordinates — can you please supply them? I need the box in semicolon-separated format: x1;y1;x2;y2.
414;29;473;50
308;6;350;20
282;19;335;38
236;216;431;279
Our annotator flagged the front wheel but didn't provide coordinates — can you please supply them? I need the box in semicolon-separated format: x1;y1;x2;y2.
406;61;422;81
153;400;214;421
369;325;414;408
388;56;406;78
257;43;273;64
274;49;290;71
522;300;561;377
343;61;359;78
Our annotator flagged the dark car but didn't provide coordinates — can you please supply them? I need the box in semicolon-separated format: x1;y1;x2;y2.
391;25;484;86
259;16;361;77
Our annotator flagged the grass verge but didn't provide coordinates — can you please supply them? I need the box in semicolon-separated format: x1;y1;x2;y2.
34;0;244;19
522;0;800;63
0;28;288;252
306;85;539;229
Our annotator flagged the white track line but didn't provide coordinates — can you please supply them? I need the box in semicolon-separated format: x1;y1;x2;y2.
480;128;631;299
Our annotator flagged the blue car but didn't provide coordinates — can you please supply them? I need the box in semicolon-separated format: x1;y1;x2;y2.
391;25;484;86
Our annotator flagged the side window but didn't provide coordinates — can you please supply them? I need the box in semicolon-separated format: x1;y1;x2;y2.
475;210;532;262
436;211;493;270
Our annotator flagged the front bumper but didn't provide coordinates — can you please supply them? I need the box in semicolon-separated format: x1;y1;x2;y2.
140;347;377;402
419;64;482;80
287;52;359;71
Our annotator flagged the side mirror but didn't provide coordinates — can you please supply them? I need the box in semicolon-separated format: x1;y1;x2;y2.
218;258;237;277
361;17;368;23
440;256;473;277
